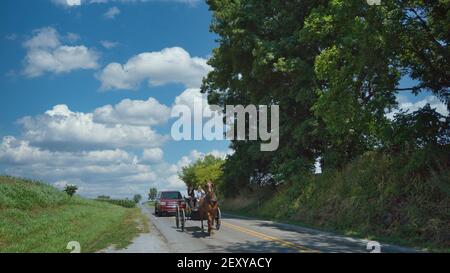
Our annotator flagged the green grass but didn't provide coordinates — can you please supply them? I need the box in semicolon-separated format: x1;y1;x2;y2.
0;176;147;253
95;198;137;208
223;148;450;252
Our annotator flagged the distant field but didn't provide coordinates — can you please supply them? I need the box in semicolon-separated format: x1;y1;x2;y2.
0;176;147;253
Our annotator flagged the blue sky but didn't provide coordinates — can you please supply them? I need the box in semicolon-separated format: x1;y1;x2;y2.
0;0;447;198
0;0;230;198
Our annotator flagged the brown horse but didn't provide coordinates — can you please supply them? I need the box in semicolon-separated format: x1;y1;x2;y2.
198;181;219;235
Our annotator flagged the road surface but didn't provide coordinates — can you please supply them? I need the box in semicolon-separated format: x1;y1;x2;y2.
104;205;418;253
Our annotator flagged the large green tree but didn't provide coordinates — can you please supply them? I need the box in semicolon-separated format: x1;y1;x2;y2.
178;155;225;191
202;0;449;196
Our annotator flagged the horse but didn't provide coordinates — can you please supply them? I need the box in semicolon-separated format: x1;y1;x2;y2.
198;181;219;235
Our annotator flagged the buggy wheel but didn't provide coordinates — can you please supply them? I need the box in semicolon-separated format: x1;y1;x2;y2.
180;209;186;232
175;206;180;229
215;207;221;230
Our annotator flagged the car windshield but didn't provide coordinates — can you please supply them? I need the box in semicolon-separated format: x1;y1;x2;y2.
161;192;182;199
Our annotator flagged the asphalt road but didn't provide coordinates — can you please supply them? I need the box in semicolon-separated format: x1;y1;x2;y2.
101;206;415;253
104;205;418;253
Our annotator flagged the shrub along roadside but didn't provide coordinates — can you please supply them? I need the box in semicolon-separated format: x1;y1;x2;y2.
0;176;146;253
222;148;450;252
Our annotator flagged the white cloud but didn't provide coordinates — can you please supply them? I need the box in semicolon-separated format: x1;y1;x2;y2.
93;97;171;126
0;91;229;198
141;148;164;163
173;88;208;111
51;0;200;7
100;40;118;49
0;134;230;198
23;27;99;77
97;47;211;90
18;104;167;150
386;95;449;120
24;27;60;49
103;6;120;19
0;136;134;166
0;136;160;198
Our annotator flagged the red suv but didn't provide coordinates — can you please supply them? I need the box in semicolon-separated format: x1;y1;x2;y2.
155;191;186;216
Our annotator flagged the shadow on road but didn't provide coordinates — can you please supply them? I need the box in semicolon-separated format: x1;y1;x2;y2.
215;240;300;253
221;214;416;253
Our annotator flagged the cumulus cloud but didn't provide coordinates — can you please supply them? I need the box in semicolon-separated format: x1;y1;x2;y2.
0;136;160;198
0;136;134;166
51;0;200;7
23;27;99;77
93;97;171;126
103;6;120;19
51;0;81;7
141;148;164;163
18;104;167;150
0;136;229;198
386;95;449;120
0;92;229;197
97;47;211;90
173;88;208;111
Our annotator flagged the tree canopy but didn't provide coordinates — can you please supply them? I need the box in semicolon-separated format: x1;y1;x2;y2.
178;155;225;191
202;0;449;197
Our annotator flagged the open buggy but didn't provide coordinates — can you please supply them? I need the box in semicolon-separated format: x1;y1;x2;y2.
175;186;221;235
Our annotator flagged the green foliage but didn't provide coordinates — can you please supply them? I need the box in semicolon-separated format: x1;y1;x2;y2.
133;194;142;204
96;198;136;208
384;105;450;152
63;184;78;197
0;176;71;209
203;0;449;195
148;187;157;201
178;155;225;190
223;147;450;250
97;195;110;199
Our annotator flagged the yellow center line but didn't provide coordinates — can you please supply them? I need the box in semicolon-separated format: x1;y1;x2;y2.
222;221;320;253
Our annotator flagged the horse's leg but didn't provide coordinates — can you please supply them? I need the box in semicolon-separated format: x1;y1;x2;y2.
207;210;213;235
201;220;204;232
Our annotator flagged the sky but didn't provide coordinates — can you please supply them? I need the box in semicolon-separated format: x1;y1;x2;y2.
0;0;230;198
0;0;448;199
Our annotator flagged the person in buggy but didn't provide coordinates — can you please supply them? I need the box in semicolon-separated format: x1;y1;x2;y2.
187;185;205;209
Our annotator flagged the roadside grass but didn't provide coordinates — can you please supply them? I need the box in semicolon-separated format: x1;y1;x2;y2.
222;148;450;252
0;176;147;253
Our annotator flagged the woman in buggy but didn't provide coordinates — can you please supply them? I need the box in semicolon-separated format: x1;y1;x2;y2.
187;185;205;209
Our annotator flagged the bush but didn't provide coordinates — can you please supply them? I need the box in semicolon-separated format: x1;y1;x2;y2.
63;184;78;197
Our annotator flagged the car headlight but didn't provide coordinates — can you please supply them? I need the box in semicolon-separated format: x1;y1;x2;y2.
160;202;166;205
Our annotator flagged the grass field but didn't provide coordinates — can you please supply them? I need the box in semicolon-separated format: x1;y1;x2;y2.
0;176;148;253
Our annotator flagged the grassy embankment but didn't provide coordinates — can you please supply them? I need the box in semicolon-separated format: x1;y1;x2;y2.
0;176;149;253
223;148;450;252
